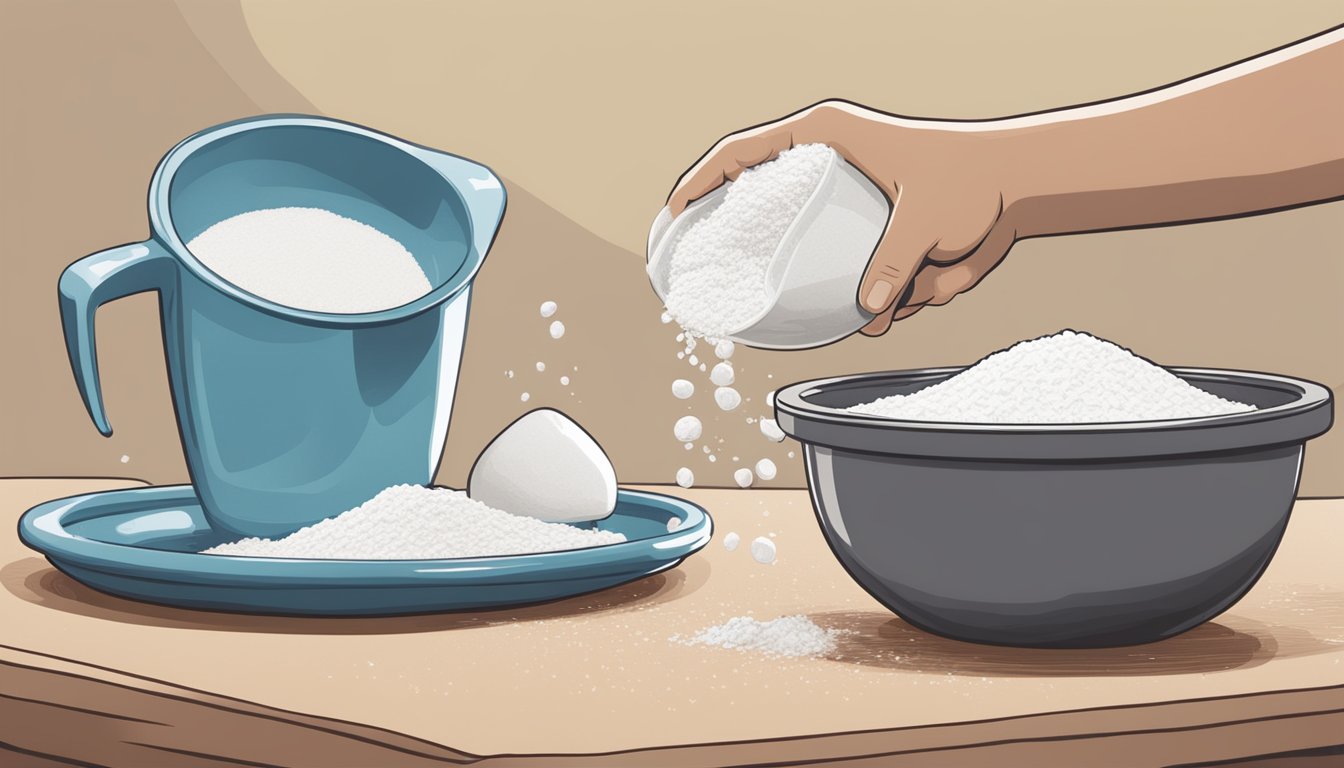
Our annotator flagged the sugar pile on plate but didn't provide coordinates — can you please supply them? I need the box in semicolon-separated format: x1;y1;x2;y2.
188;207;431;313
675;615;840;658
850;330;1255;423
663;144;834;339
202;484;626;560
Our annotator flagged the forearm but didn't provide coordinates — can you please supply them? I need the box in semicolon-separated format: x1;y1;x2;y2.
984;27;1344;238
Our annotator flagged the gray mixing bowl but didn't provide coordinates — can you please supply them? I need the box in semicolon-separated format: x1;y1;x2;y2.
775;367;1333;648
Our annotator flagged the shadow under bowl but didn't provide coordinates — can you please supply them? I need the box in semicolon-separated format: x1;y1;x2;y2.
775;367;1333;648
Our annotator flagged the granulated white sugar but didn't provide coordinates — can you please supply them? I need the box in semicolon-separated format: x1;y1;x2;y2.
715;387;742;411
672;379;695;399
674;416;703;442
710;362;735;387
751;536;776;564
536;362;546;372
677;616;838;658
664;144;835;338
722;532;741;551
539;301;558;318
188;207;431;314
676;467;695;488
734;468;754;488
755;459;777;481
714;340;735;360
549;321;566;339
759;418;786;442
202;484;625;559
850;330;1255;424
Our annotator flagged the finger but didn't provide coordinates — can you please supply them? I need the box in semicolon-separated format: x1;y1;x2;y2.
856;206;936;316
932;227;1016;303
908;227;1016;307
891;303;926;322
859;308;894;337
667;127;794;215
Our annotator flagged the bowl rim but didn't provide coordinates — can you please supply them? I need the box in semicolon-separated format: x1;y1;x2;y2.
775;366;1333;460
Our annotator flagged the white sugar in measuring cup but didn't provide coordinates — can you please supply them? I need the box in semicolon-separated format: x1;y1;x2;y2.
646;151;889;349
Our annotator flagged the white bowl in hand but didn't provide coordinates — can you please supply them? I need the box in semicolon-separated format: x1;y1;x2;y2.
646;152;888;349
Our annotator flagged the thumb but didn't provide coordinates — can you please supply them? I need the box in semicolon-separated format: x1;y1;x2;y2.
857;208;935;315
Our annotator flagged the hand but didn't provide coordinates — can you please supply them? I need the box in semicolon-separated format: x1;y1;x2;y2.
667;101;1019;336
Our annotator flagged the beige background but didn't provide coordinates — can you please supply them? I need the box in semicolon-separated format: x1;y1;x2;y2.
2;0;1341;494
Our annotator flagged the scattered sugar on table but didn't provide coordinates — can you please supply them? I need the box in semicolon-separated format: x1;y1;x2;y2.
188;207;430;314
722;532;741;551
539;300;557;318
850;330;1253;423
548;321;565;339
676;616;840;658
734;468;753;488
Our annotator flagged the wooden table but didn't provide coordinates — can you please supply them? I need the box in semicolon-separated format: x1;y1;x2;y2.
2;478;1342;767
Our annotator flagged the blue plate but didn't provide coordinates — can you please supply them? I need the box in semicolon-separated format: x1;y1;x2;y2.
18;485;712;616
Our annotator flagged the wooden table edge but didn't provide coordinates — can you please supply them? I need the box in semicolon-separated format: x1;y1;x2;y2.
3;644;1342;768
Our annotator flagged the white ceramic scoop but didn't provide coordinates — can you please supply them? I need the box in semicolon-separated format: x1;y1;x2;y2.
647;152;889;349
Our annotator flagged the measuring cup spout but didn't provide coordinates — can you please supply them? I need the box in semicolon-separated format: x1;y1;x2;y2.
411;146;507;271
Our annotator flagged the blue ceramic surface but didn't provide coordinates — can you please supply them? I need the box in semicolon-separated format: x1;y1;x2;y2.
58;116;506;538
19;486;712;616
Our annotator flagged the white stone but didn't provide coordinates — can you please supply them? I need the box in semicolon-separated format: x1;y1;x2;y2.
468;408;617;523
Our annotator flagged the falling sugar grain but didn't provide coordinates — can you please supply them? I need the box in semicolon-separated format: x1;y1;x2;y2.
710;362;735;387
676;467;695;488
672;379;695;399
715;387;742;412
751;536;777;564
674;416;703;442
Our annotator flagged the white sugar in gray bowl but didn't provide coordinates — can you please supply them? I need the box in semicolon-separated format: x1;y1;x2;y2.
849;330;1254;423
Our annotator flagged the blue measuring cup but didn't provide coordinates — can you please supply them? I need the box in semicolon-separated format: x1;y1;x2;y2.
59;115;506;539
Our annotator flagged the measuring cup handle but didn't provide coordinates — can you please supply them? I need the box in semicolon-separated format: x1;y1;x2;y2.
58;240;175;436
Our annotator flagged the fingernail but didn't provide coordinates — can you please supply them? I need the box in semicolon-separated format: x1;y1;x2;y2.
864;280;894;312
